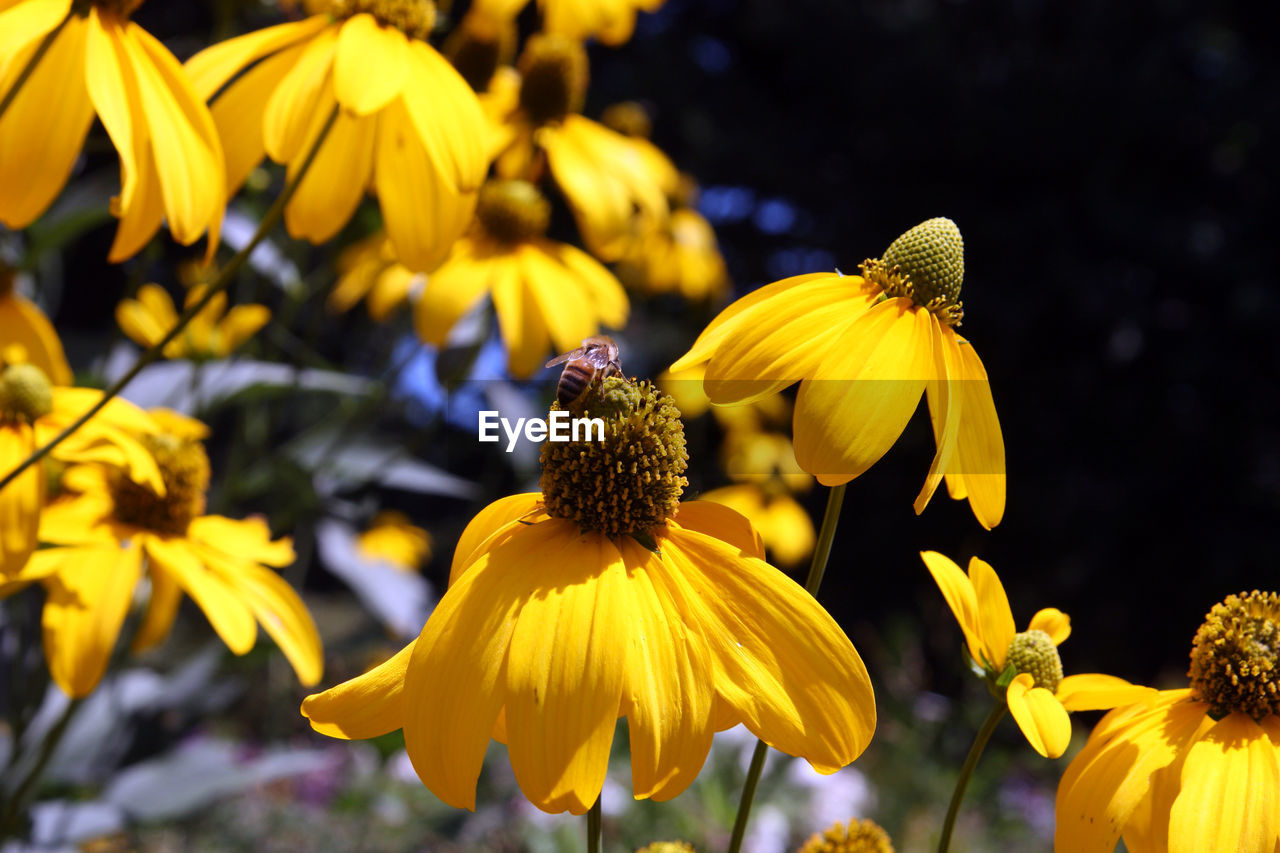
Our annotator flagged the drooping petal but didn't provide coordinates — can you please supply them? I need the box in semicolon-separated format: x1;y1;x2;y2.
366;266;415;322
915;319;964;514
263;25;337;164
919;550;983;668
218;304;270;353
1028;607;1071;645
946;337;1006;529
216;559;323;686
143;534;257;654
547;242;629;329
490;256;551;378
968;556;1015;671
414;240;490;344
504;531;630;814
1006;673;1072;758
0;423;42;579
187;514;295;567
793;299;935;486
302;640;415;739
284;93;374;243
660;525;875;773
333;13;408;116
1056;674;1157;712
519;245;596;354
41;542;142;698
0;0;71;69
400;40;489;194
1169;713;1279;853
130;559;182;653
448;492;543;586
0;294;72;385
0;14;92;228
184;15;330;100
671;499;765;560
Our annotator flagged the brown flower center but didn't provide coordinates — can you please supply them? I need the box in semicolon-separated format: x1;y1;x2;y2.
109;434;210;536
518;34;588;126
328;0;436;40
1189;590;1280;720
799;818;896;853
475;179;551;245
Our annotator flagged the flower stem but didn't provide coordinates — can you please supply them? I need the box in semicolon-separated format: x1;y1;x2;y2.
726;482;847;853
0;697;82;840
0;14;70;123
587;797;601;853
0;105;339;495
938;701;1007;853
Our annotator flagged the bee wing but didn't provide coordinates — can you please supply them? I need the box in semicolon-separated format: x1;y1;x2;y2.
545;348;583;368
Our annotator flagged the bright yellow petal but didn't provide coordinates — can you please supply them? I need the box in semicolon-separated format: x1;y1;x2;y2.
143;535;256;654
0;295;72;385
671;499;765;560
948;337;1006;529
1056;674;1157;712
447;492;543;586
915;319;963;514
84;9;140;210
284;94;373;243
302;639;414;739
187;514;295;567
41;542;141;697
217;304;270;353
217;559;322;686
0;423;42;578
1169;713;1280;853
414;241;490;344
0;0;70;66
545;242;629;330
263;24;337;164
518;245;595;354
1006;673;1072;758
0;14;92;228
207;40;303;197
366;267;415;322
400;39;487;193
919;550;984;667
333;13;407;115
130;559;182;653
793;299;934;486
660;525;875;773
184;15;330;100
490;256;550;378
968;556;1014;671
1028;607;1071;645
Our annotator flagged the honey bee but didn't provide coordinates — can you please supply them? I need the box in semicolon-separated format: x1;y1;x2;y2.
545;335;622;407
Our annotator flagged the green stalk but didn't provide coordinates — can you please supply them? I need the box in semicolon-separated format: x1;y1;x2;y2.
0;14;70;123
937;702;1007;853
587;797;602;853
0;698;82;840
726;482;847;853
0;105;339;495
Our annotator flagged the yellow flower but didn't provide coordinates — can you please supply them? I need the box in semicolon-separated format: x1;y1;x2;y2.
1056;590;1280;853
617;208;729;301
539;0;666;46
0;0;226;261
671;218;1006;529
29;416;322;697
414;178;628;377
185;0;487;272
799;817;895;853
922;551;1154;758
356;509;432;571
327;232;418;321
0;357;162;583
115;283;270;360
303;377;875;814
0;264;72;386
485;36;669;260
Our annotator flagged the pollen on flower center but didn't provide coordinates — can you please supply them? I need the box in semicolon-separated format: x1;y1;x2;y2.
328;0;437;40
475;180;551;245
518;34;589;126
1005;629;1063;693
109;434;210;535
0;363;53;424
860;217;965;327
799;817;896;853
539;376;688;539
1188;590;1280;721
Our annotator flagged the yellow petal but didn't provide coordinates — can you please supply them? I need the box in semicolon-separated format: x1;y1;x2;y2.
302;640;415;739
617;536;713;802
0;294;72;385
333;13;407;115
0;0;70;66
400;39;487;193
284;97;374;243
218;304;270;352
116;297;168;350
968;556;1014;671
217;559;323;686
1006;673;1072;758
366;266;415;322
660;525;875;773
84;9;140;210
671;499;765;560
415;241;490;344
1028;607;1071;645
187;514;295;567
1170;713;1280;853
143;534;257;654
914;319;963;514
41;542;141;697
518;245;595;354
0;14;92;228
1;423;43;578
792;300;935;486
490;256;550;378
447;492;543;586
919;550;984;668
546;241;629;329
130;559;182;653
263;24;337;164
1056;674;1157;712
948;337;1006;529
184;15;330;100
207;41;303;197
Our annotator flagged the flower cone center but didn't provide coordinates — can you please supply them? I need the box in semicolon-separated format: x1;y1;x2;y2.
0;363;53;424
329;0;436;40
1189;590;1280;720
476;180;550;245
861;217;965;327
1005;629;1063;693
109;434;209;536
444;11;515;92
799;818;896;853
539;376;688;539
518;34;588;126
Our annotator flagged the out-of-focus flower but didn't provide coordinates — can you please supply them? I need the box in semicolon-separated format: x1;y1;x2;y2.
1057;590;1280;853
356;510;432;572
303;376;874;814
0;0;226;261
185;0;487;272
539;0;666;46
634;843;695;853
30;410;322;697
922;551;1153;758
0;264;72;385
326;233;418;321
485;35;668;260
414;178;628;377
0;354;162;583
798;817;895;853
115;283;270;360
618;207;729;301
443;0;523;91
672;218;1006;529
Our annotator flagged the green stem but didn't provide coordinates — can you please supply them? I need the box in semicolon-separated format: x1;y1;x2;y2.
0;105;339;495
0;14;70;123
726;482;847;853
586;797;601;853
938;702;1007;853
0;697;82;840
